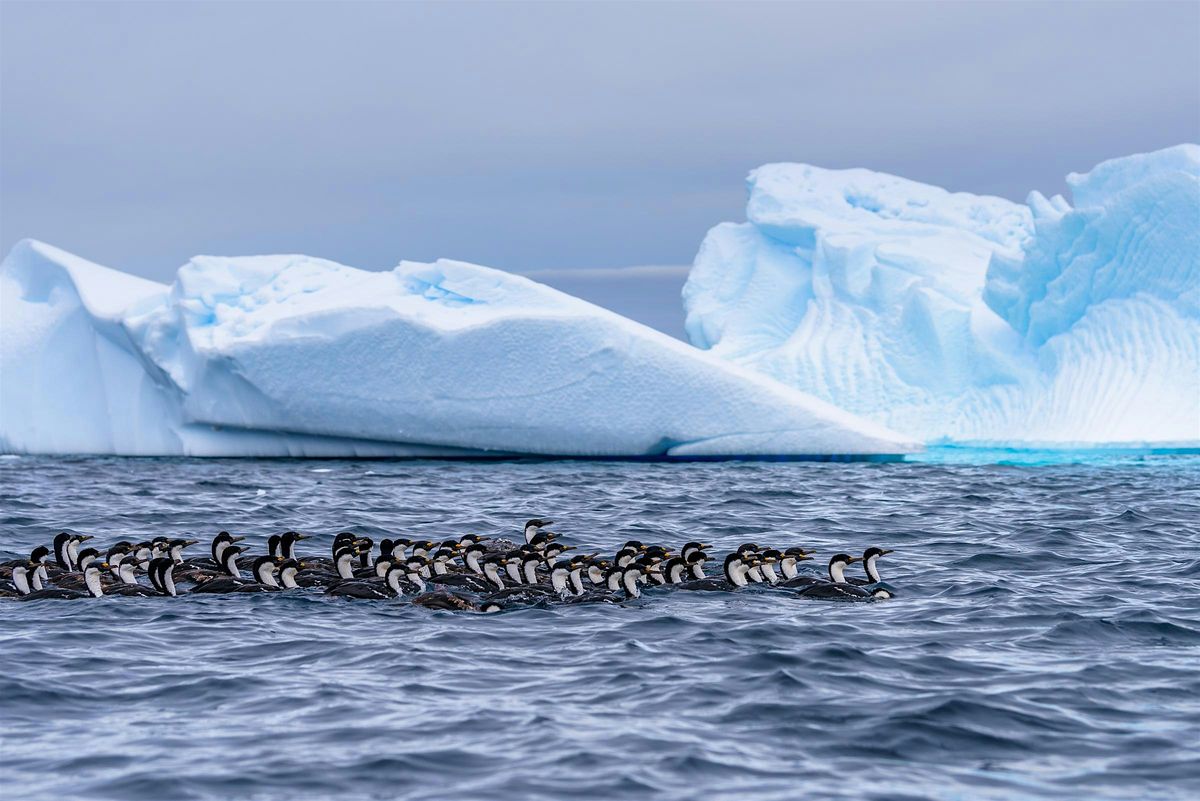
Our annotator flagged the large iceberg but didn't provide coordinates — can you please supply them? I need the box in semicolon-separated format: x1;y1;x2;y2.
0;240;916;458
683;145;1200;446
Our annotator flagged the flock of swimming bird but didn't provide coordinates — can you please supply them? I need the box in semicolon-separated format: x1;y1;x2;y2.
1;519;897;611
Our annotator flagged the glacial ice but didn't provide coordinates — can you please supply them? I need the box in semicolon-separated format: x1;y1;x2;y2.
0;240;916;457
683;145;1200;446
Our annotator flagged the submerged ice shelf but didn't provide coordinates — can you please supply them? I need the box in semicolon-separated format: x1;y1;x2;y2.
683;145;1200;446
0;240;916;458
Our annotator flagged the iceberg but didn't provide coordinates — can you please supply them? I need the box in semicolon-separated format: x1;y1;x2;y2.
683;145;1200;446
0;240;916;458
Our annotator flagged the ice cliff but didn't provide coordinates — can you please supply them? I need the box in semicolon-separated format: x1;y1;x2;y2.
0;240;915;457
683;145;1200;445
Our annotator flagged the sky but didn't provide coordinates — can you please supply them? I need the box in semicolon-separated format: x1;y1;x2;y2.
2;1;1198;336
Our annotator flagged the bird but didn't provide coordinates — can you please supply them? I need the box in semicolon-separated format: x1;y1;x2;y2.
8;562;89;600
792;554;883;600
411;589;503;612
147;558;179;596
276;559;310;590
190;551;279;594
676;553;751;591
555;556;622;604
104;561;160;597
326;563;412;599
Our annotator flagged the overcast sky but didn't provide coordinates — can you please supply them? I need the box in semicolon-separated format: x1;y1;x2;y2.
2;1;1198;335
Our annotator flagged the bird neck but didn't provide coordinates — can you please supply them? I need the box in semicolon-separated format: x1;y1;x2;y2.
551;569;569;595
781;558;798;579
162;565;178;596
747;565;764;583
336;553;355;579
865;555;881;583
726;560;748;587
829;561;847;583
485;564;505;590
762;563;780;584
523;561;540;585
280;568;298;589
67;540;80;570
569;569;585;595
224;552;243;578
13;568;31;595
256;563;278;587
466;551;483;574
668;563;686;584
386;570;403;595
622;570;641;598
84;570;104;598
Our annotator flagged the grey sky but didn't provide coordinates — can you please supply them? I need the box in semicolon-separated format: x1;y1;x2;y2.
2;1;1198;336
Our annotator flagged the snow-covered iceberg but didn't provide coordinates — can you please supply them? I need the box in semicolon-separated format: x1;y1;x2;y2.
683;145;1200;446
0;240;916;458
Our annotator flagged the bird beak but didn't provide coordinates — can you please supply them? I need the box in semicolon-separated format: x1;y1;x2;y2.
79;535;95;541
848;557;863;564
701;543;712;549
231;536;246;543
798;554;814;561
881;549;894;555
560;545;576;551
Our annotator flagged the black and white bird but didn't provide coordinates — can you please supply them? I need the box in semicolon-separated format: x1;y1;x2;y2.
793;554;889;601
677;553;751;591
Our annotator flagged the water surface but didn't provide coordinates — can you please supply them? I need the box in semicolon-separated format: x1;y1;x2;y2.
2;455;1198;800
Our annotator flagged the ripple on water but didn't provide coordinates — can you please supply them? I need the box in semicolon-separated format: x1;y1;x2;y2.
1;455;1199;801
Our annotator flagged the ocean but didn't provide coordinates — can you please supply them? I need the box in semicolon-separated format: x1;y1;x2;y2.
2;453;1198;800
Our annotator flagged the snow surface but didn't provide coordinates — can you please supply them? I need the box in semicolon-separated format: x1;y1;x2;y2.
683;145;1200;445
0;240;916;457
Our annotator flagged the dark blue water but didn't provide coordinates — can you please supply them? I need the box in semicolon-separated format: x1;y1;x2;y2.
2;454;1199;801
